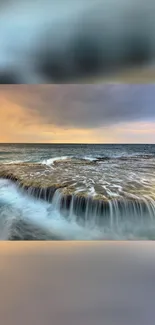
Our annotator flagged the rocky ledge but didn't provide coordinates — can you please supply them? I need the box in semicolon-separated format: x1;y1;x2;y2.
0;163;153;220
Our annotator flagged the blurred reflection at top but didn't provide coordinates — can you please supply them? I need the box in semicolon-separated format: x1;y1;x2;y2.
0;0;155;83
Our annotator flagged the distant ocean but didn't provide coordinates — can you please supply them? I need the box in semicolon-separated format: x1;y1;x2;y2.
0;143;155;240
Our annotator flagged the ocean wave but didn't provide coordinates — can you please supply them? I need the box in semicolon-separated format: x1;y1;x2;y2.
2;153;153;167
95;153;155;160
41;155;108;166
81;156;98;162
3;160;24;165
41;153;155;166
86;153;155;162
118;153;155;160
42;156;71;166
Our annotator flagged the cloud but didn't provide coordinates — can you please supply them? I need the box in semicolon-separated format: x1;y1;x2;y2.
0;84;155;143
1;0;155;83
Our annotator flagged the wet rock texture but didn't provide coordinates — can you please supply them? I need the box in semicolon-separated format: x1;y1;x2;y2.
0;162;107;201
0;163;154;222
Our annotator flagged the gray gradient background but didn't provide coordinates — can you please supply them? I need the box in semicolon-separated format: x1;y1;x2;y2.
0;242;155;325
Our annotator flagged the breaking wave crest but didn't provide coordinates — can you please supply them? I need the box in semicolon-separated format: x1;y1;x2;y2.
41;153;155;165
42;156;70;166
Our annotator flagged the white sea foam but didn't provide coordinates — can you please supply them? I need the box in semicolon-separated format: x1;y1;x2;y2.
3;160;24;165
0;178;155;240
83;156;96;161
0;179;101;240
42;156;71;166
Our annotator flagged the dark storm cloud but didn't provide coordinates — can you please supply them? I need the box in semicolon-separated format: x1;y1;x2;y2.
1;84;155;129
1;0;155;83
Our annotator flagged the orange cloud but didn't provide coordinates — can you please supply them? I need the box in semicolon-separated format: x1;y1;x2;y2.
0;86;155;143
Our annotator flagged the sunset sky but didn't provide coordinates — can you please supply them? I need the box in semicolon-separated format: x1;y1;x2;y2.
0;84;155;143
